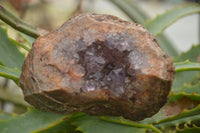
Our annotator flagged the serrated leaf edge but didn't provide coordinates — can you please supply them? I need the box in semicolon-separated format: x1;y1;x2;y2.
145;4;200;36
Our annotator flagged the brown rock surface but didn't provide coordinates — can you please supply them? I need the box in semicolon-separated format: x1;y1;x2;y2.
19;13;175;121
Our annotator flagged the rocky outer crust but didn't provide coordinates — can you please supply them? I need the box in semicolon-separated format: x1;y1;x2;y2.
19;13;175;121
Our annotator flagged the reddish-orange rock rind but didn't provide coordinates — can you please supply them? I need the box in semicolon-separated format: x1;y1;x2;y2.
19;13;175;121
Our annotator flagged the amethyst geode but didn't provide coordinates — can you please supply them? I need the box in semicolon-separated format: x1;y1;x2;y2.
19;13;175;121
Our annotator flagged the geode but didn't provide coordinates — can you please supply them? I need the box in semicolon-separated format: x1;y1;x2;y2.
19;13;175;121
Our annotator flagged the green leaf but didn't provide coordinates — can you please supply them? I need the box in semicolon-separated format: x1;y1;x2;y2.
9;38;30;51
173;44;200;62
35;113;85;133
175;61;200;72
0;27;25;69
72;115;145;133
153;105;200;128
0;64;20;83
142;92;200;125
177;124;200;133
190;73;200;85
169;93;200;102
0;109;68;133
157;35;178;58
172;71;199;91
109;0;178;57
145;5;200;36
169;82;200;102
140;107;166;124
172;44;200;90
100;116;162;133
173;82;200;95
0;113;12;121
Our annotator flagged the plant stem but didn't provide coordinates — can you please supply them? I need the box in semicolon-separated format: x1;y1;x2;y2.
100;116;162;133
0;5;40;38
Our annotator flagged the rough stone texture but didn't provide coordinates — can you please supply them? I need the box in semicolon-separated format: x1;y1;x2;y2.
19;13;175;121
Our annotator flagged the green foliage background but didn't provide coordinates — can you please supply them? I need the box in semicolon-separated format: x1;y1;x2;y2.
0;0;200;133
